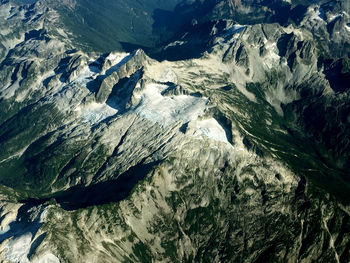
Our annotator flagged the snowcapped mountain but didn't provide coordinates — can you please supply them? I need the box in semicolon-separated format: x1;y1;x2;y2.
0;0;349;262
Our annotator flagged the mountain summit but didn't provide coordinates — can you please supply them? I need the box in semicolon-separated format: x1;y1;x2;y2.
0;0;349;262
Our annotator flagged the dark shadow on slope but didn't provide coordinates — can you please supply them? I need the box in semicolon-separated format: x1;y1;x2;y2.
18;160;161;211
243;137;264;158
267;2;308;26
150;20;216;61
54;160;161;211
149;0;219;61
277;33;294;57
105;69;143;112
54;56;72;75
88;53;108;73
28;233;46;259
86;78;100;93
321;58;350;93
152;0;217;34
104;52;134;76
55;0;183;53
23;11;34;23
0;202;44;243
86;53;134;93
288;4;308;25
24;28;46;41
209;107;235;145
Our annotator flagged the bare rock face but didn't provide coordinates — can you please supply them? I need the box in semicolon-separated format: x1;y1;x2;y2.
95;71;120;103
0;0;349;262
95;50;148;103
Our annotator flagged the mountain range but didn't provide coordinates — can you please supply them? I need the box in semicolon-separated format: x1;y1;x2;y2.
0;0;349;262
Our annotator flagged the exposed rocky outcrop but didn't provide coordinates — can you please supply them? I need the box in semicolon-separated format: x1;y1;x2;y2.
95;50;147;103
0;0;349;262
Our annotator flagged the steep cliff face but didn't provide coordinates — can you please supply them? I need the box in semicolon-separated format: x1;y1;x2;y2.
0;0;349;262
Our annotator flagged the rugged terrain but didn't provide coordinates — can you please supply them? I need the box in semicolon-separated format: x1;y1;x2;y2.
0;0;349;262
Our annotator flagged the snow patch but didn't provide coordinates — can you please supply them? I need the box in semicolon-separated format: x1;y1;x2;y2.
2;233;32;263
2;235;60;263
102;52;131;75
192;118;229;143
134;83;208;127
215;24;246;47
76;102;118;124
165;40;186;49
32;253;60;263
328;13;342;23
107;52;128;62
226;24;247;35
263;42;280;69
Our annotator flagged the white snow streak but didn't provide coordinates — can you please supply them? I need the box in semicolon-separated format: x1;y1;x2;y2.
193;118;229;143
135;83;208;127
76;102;118;124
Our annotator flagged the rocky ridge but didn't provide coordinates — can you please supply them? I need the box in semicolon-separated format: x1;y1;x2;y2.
0;0;349;262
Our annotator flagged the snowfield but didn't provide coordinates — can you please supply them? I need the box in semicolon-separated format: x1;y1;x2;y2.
134;83;209;127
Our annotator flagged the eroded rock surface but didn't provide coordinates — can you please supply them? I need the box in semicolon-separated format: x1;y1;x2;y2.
0;0;349;262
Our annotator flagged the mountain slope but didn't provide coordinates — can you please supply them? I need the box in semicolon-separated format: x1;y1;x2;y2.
41;0;184;52
0;0;349;262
